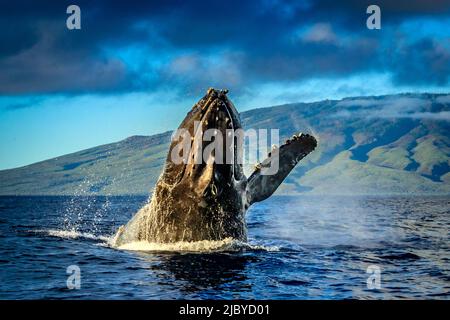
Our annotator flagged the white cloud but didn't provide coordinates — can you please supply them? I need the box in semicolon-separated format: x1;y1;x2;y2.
301;23;338;45
334;96;450;121
436;95;450;104
164;52;243;89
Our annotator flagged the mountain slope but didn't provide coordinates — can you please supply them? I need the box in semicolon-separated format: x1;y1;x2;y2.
0;93;449;195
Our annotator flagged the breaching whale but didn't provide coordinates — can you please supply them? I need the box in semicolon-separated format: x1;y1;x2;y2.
113;88;317;246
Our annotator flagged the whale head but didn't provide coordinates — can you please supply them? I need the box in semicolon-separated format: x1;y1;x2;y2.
114;87;317;244
162;88;246;200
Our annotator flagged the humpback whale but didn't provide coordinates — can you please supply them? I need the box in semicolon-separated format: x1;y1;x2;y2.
113;88;317;246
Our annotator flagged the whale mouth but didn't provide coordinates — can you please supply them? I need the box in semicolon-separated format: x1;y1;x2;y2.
197;88;237;132
186;88;241;163
186;88;239;187
163;88;243;187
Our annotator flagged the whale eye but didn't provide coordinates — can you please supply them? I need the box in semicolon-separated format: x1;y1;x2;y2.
202;182;221;198
210;184;218;196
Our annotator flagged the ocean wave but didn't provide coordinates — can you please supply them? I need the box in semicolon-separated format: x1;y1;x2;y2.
34;229;111;242
116;238;280;253
33;229;279;253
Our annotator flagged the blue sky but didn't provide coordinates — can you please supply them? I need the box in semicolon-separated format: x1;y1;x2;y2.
0;0;449;169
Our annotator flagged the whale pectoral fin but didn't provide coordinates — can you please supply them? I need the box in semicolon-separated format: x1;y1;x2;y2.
246;133;317;206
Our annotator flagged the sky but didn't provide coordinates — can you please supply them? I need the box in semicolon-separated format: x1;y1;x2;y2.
0;0;449;170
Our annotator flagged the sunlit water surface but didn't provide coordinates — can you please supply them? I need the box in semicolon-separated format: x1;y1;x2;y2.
0;195;449;299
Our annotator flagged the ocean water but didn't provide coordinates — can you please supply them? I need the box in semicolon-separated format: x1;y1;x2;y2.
0;195;449;299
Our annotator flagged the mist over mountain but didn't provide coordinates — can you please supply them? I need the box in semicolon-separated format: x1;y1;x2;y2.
1;93;449;196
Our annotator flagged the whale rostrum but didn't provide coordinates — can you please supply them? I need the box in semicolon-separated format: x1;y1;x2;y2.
113;88;317;245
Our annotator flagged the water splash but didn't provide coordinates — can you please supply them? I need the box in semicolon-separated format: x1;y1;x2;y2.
59;156;126;235
60;178;110;234
35;228;278;253
34;229;111;242
114;175;247;245
116;237;279;252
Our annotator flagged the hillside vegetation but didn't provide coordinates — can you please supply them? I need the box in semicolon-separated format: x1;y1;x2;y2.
1;93;449;195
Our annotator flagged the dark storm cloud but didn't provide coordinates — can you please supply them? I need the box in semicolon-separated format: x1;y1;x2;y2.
0;0;449;94
310;0;450;31
389;39;450;86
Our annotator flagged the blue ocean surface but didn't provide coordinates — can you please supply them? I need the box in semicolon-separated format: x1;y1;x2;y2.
0;195;449;299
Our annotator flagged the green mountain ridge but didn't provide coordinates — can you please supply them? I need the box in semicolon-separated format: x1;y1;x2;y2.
1;93;449;195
